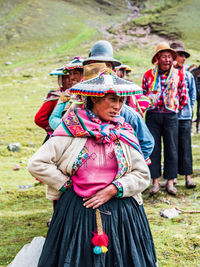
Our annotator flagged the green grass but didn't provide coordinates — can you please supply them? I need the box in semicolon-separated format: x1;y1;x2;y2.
0;0;200;266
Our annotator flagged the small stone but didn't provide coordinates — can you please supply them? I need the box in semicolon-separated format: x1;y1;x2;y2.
19;160;25;164
192;144;199;148
161;197;171;205
159;208;180;219
28;141;35;147
13;164;20;171
18;185;33;190
7;143;21;152
5;61;12;65
8;116;12;120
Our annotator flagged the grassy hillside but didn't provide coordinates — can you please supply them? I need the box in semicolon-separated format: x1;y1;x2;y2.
0;0;200;266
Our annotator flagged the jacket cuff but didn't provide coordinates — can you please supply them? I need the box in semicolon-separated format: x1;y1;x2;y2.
145;157;151;166
59;178;72;192
112;180;123;198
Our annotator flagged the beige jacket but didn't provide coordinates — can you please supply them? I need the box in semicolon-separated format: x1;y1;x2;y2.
28;136;150;205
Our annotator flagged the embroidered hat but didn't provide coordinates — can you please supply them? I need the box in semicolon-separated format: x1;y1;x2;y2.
152;42;177;64
49;67;66;76
83;40;121;67
63;56;84;73
69;70;143;97
170;41;190;58
115;64;134;74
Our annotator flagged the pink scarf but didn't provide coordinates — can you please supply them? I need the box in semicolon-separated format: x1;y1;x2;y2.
53;108;142;154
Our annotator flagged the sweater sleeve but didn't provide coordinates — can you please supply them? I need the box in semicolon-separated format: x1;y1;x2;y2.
120;105;154;160
188;72;197;109
49;102;67;130
116;144;150;198
28;136;72;190
142;73;149;95
34;100;57;131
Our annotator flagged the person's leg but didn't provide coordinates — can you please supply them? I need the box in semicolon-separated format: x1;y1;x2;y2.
178;120;196;188
197;97;200;133
163;113;178;195
146;112;162;194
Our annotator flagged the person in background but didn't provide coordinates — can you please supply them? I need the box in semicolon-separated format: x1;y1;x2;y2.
48;57;84;130
169;41;196;189
34;65;71;142
115;64;133;79
115;64;151;117
142;42;188;195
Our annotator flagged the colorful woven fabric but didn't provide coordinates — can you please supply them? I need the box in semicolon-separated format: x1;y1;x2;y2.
112;180;123;198
69;71;143;97
113;140;128;180
44;89;63;103
142;65;188;112
71;146;89;175
60;178;72;192
63;56;84;74
53;108;142;154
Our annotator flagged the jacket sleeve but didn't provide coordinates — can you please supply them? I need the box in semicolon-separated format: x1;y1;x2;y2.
49;102;67;130
116;144;150;197
188;72;197;109
121;105;154;160
34;100;57;131
28;136;72;190
142;73;149;95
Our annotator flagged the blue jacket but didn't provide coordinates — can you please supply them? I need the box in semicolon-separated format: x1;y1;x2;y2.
49;102;154;160
178;69;196;120
49;102;67;130
121;105;154;160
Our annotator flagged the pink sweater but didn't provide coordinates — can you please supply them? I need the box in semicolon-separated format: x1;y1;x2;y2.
72;139;118;197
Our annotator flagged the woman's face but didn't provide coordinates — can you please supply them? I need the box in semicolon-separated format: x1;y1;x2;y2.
69;69;83;85
62;75;72;89
91;93;124;121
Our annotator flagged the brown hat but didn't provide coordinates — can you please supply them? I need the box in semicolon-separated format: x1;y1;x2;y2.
170;41;190;58
83;62;109;80
152;42;177;64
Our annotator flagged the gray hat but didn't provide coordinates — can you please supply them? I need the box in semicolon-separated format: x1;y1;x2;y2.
170;41;190;58
83;40;121;67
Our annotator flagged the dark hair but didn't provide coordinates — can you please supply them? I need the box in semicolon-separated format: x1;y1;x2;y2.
76;68;83;74
86;96;94;110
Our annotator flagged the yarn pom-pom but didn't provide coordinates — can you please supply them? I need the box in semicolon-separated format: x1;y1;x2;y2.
91;232;108;247
93;246;102;255
101;246;108;253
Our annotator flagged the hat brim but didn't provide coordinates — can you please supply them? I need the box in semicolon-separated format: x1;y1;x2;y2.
49;70;64;76
83;56;121;67
175;50;190;58
69;74;143;97
152;49;177;64
63;64;83;72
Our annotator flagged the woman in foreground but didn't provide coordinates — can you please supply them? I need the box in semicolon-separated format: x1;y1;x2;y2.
28;71;157;267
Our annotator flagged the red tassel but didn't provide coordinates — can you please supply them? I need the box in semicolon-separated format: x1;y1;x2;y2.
91;232;108;247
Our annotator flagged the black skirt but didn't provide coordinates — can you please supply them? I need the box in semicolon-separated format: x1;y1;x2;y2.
38;188;157;267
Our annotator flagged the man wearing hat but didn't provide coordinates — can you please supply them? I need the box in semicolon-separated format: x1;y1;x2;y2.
142;42;188;195
170;41;196;189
